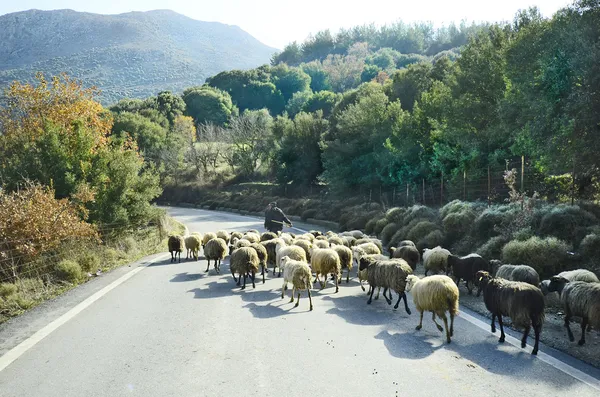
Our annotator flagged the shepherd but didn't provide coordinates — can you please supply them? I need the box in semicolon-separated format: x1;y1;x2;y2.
264;201;292;233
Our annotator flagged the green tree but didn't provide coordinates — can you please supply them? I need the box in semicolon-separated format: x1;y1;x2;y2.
182;86;237;126
361;64;381;82
111;112;167;163
302;91;340;118
271;41;302;65
227;109;275;176
270;64;311;103
285;90;312;118
301;61;331;92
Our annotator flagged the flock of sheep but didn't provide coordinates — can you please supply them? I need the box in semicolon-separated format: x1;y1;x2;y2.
167;228;600;356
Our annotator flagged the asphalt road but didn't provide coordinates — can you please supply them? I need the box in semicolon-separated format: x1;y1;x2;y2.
1;206;600;397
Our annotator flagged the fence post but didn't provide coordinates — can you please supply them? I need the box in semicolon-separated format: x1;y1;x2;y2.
440;170;444;207
487;166;491;207
521;156;525;192
463;170;466;201
406;183;409;206
571;157;576;206
422;179;425;205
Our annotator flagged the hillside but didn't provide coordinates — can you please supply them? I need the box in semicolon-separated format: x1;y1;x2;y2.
0;9;277;104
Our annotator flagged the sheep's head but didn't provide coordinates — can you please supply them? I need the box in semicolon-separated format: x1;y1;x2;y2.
476;270;493;288
539;279;551;296
389;247;396;256
280;256;291;269
358;256;375;272
489;259;503;276
548;276;569;294
405;275;419;292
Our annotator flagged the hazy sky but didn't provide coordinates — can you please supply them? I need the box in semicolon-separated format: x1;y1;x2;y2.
0;0;574;49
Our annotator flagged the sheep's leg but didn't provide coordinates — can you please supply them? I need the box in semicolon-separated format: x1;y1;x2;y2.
295;290;301;308
498;315;506;343
319;273;326;290
521;325;530;348
400;292;411;315
334;273;339;293
346;268;349;284
251;271;256;289
178;252;181;263
231;268;238;283
424;269;429;276
383;288;392;305
565;309;575;342
466;280;473;295
578;317;588;346
205;259;211;273
308;288;313;311
532;323;541;355
289;286;295;303
367;285;376;305
416;311;424;330
261;265;265;284
360;280;366;292
449;313;455;337
374;287;380;300
281;281;286;299
490;314;496;333
476;286;482;297
432;313;443;332
393;292;401;310
387;289;394;301
440;313;451;343
241;273;246;290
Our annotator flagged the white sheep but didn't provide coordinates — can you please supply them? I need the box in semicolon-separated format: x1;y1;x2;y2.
280;256;314;311
423;246;451;275
310;247;341;292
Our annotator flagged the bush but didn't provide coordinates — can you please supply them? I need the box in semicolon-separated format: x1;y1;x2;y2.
120;236;138;254
54;260;83;283
580;233;600;264
373;218;390;236
403;205;438;225
407;221;440;243
443;210;476;238
77;251;101;273
416;230;446;251
439;200;474;219
301;209;318;221
475;236;509;260
0;283;18;298
538;205;597;243
502;236;571;278
513;227;534;241
365;216;382;235
385;207;406;224
472;207;510;243
380;222;399;245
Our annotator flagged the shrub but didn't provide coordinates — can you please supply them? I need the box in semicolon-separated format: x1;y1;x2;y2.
502;236;571;278
380;222;399;245
416;230;446;251
475;236;509;260
443;210;476;238
77;251;102;273
403;205;437;225
538;205;597;243
407;221;440;243
513;227;534;241
373;218;390;236
365;216;382;235
385;207;406;224
580;233;600;264
440;200;473;219
0;283;18;298
472;207;510;243
301;209;318;221
54;260;83;283
451;235;477;256
120;236;138;254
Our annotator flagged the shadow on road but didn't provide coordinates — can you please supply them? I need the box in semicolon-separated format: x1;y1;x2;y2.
170;272;204;282
243;301;313;317
322;293;407;326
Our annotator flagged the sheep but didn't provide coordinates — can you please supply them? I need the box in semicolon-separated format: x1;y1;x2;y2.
168;235;185;263
230;231;243;241
202;232;217;248
355;238;383;253
399;240;416;248
405;275;459;343
358;256;412;312
280;256;314;310
340;230;364;239
328;236;344;246
216;230;231;244
261;239;280;275
276;245;307;277
230;247;260;289
242;232;260;244
341;236;356;247
279;233;294;245
446;253;489;296
260;231;278;242
332;245;353;284
494;263;540;287
476;271;545;355
184;235;202;261
423;246;451;275
309;230;323;237
352;243;382;275
292;239;313;262
389;245;420;271
315;235;328;241
297;233;315;242
357;254;389;292
204;238;228;274
313;239;329;249
540;269;599;295
250;242;269;283
547;276;600;345
246;229;260;235
310;247;341;292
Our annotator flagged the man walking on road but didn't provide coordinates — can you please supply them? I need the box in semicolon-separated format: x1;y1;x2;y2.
264;201;292;233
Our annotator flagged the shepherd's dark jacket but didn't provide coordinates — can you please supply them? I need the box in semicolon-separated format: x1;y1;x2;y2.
264;206;291;233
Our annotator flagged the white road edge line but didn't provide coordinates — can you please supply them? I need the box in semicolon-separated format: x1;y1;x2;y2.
0;253;169;373
460;307;600;390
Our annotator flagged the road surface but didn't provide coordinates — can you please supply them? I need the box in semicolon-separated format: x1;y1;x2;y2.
1;206;600;397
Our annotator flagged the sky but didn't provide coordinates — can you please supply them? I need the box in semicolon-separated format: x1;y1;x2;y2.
0;0;574;49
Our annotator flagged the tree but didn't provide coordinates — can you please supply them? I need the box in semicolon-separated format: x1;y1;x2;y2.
152;91;186;126
301;61;331;92
111;112;167;163
277;112;327;185
285;90;312;118
361;64;381;82
227;110;274;176
303;91;340;118
271;41;302;65
386;62;434;111
188;123;225;176
270;64;312;103
182;86;237;126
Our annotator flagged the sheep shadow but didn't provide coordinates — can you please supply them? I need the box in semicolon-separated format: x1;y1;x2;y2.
322;293;411;326
243;301;313;318
170;272;204;282
187;280;239;300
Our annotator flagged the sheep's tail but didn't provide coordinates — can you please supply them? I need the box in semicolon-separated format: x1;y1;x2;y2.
448;297;459;316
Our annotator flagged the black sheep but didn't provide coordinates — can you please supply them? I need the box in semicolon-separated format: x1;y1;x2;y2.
447;253;489;295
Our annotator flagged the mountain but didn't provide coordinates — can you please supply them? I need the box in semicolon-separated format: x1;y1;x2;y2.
0;9;278;104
